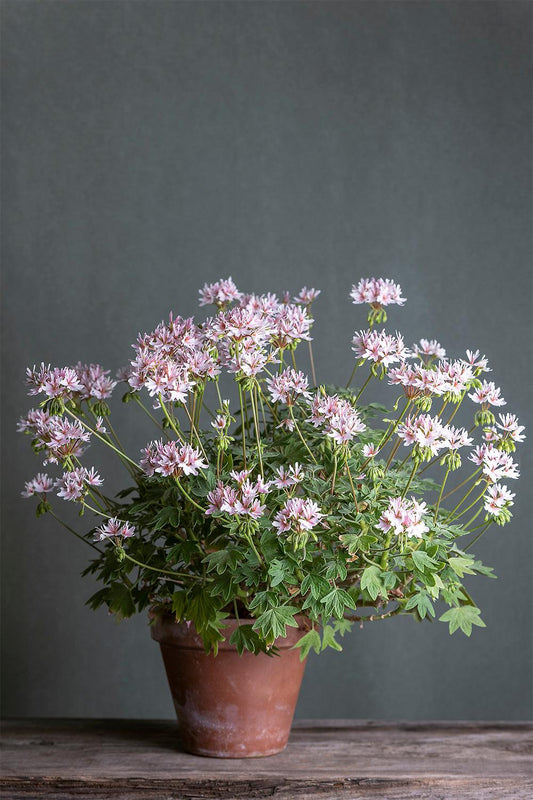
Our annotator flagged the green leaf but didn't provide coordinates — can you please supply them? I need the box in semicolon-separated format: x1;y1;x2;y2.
106;582;136;621
333;618;353;637
360;566;384;601
301;574;331;600
404;591;435;619
253;605;299;642
202;548;242;575
448;556;477;578
293;628;321;660
471;560;497;579
151;506;180;531
321;587;357;619
268;558;295;587
230;624;266;656
411;550;438;572
439;605;486;636
321;624;343;652
171;590;187;620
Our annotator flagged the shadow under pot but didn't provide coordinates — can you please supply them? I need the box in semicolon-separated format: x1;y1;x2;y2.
150;612;309;758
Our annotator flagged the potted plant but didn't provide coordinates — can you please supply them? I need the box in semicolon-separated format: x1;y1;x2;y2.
19;277;524;757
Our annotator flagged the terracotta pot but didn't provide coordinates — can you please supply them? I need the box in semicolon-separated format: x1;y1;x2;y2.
150;613;309;758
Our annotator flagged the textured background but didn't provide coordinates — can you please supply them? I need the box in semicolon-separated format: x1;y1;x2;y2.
2;0;531;720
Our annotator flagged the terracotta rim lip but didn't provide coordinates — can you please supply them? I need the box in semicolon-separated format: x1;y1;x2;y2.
149;609;311;650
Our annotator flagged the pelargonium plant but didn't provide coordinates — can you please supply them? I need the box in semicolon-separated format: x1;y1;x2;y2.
19;277;524;657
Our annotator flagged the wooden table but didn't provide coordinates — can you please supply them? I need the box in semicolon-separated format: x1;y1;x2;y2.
1;719;532;799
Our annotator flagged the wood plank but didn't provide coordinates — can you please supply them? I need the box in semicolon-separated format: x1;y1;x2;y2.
1;719;532;799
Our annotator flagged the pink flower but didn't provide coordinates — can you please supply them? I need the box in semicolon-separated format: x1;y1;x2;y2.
350;278;406;307
468;380;506;407
377;496;429;539
434;360;475;398
293;287;321;305
75;363;116;401
267;368;312;405
388;363;447;398
397;414;445;456
469;444;519;482
413;339;446;360
496;413;526;443
140;441;207;478
273;462;305;489
26;364;84;399
270;305;312;349
483;483;515;517
22;414;91;464
308;392;365;445
211;414;226;432
362;443;379;458
95;517;135;541
206;474;269;520
21;473;54;497
199;277;242;307
465;350;491;373
273;497;324;536
352;329;411;368
441;425;473;451
54;467;104;501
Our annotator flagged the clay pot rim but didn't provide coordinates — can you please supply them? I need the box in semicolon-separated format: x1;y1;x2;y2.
149;607;311;651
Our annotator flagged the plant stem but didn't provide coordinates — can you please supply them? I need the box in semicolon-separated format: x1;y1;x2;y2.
238;383;247;469
308;340;317;387
355;370;373;403
133;395;168;435
157;395;187;445
330;452;338;495
289;408;318;463
464;522;493;552
346;362;358;389
448;479;483;518
65;408;140;469
49;510;103;553
434;466;451;523
344;453;359;512
175;478;207;513
441;468;482;501
401;460;418;498
120;550;195;581
450;487;486;523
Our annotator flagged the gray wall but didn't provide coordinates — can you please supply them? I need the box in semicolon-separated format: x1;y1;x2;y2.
2;0;531;721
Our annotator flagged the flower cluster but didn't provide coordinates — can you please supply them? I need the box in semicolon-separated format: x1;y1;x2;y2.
308;392;366;445
469;380;506;407
141;441;208;478
397;414;471;460
483;484;515;521
352;329;410;368
206;471;270;519
469;444;520;483
25;362;116;403
273;497;324;537
199;277;243;308
95;517;135;541
18;412;91;464
22;467;103;501
267;368;312;405
54;467;103;501
377;496;429;539
350;278;405;307
413;339;446;360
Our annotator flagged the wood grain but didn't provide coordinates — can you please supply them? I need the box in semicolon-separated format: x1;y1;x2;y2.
1;718;532;799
